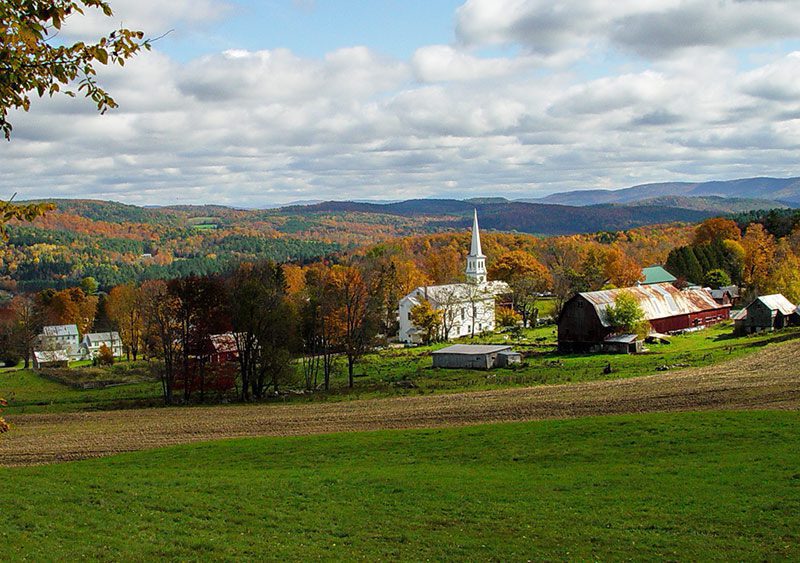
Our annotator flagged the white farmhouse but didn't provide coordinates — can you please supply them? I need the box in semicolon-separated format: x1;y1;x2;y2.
39;324;81;359
81;332;124;359
398;210;509;343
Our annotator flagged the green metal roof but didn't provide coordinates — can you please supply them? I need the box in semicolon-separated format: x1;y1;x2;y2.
640;266;677;285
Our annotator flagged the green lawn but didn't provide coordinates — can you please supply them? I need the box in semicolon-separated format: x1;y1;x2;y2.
0;364;161;414
326;322;800;399
2;322;798;413
2;410;798;560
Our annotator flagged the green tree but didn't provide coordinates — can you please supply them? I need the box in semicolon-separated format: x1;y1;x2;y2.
80;277;99;295
605;292;650;338
703;269;731;289
0;0;150;139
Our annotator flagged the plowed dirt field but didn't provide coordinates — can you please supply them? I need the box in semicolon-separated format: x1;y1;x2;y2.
3;339;800;466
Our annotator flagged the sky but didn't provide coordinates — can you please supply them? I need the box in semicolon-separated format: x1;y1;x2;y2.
2;0;800;207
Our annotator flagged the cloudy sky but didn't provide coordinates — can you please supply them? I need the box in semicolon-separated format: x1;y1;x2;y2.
2;0;800;206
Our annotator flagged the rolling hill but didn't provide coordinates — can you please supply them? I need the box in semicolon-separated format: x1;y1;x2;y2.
525;176;800;207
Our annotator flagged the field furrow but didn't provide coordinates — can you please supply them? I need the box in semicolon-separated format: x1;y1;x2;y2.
2;338;800;466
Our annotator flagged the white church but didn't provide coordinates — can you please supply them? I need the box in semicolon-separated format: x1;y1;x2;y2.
398;210;509;343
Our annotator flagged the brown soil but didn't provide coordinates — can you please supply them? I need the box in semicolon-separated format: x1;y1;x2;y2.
2;339;800;467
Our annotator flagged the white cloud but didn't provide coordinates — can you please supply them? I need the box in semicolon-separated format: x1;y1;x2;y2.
59;0;231;38
2;1;800;206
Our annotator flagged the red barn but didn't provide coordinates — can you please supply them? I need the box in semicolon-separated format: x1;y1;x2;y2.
209;332;240;364
558;283;730;353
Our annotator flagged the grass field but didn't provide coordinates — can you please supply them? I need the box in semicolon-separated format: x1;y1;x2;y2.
2;322;798;414
2;410;798;560
337;322;800;398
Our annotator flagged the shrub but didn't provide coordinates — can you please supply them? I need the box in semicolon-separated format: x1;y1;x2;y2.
0;398;9;434
497;307;522;327
97;344;114;366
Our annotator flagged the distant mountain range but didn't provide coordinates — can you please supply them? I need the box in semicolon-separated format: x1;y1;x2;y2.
521;176;800;207
278;199;714;235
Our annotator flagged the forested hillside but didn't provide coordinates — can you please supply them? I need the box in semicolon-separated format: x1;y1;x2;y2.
0;198;718;290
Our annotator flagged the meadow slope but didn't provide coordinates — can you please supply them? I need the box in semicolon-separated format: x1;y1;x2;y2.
2;336;799;466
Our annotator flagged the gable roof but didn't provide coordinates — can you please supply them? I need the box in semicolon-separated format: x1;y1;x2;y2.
34;350;69;363
83;332;121;345
42;325;79;337
640;266;677;285
576;283;725;328
753;294;796;315
432;344;511;355
210;332;239;354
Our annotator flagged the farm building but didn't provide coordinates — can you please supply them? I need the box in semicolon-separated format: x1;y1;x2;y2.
39;324;81;358
209;332;240;364
33;350;69;369
708;285;740;306
733;294;798;334
432;344;516;370
602;334;643;354
558;283;730;353
639;266;677;286
80;332;123;359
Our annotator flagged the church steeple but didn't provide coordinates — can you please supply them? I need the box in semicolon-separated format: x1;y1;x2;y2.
465;209;487;283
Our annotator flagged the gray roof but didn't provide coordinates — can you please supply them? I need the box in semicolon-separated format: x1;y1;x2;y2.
432;344;512;355
83;332;121;345
604;333;639;344
34;350;69;363
754;294;796;315
42;324;79;337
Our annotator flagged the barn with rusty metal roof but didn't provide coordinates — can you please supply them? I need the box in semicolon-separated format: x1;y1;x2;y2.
558;283;731;352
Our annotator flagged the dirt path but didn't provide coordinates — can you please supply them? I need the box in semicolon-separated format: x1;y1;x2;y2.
3;339;800;466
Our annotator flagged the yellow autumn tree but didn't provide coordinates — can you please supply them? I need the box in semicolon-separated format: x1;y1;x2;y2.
741;223;776;293
766;240;800;303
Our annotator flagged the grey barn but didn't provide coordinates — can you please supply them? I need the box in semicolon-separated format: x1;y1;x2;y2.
432;344;516;370
733;294;798;334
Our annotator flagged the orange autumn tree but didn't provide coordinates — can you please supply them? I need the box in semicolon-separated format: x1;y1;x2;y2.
489;250;553;327
0;397;8;434
603;247;643;288
693;217;741;245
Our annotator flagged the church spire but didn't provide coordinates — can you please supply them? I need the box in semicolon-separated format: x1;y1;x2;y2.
465;209;487;283
470;208;484;258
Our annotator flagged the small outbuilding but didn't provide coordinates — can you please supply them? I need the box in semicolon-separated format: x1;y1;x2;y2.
496;349;523;367
209;332;240;364
432;344;514;370
602;333;643;354
33;350;69;369
734;294;798;334
710;285;741;306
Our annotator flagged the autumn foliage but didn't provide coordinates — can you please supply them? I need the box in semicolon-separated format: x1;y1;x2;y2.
0;397;8;434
